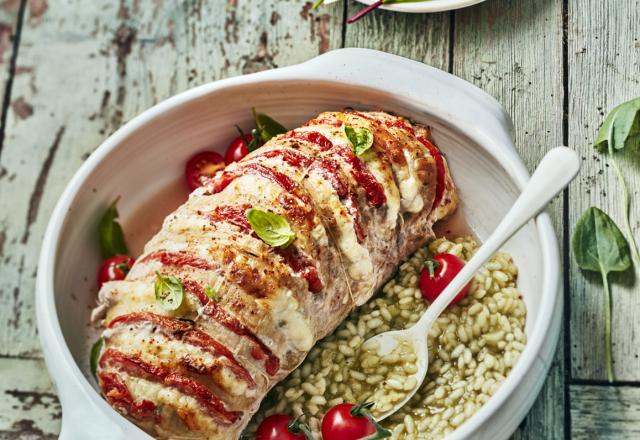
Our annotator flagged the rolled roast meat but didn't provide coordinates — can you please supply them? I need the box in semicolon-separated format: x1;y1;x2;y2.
91;111;458;439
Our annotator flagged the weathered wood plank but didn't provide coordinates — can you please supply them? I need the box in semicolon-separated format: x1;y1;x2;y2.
0;0;24;120
0;357;60;439
570;384;640;439
452;1;566;438
343;5;450;70
567;0;640;381
0;0;342;358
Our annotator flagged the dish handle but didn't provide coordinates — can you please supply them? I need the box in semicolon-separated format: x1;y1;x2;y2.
57;393;126;440
53;376;139;440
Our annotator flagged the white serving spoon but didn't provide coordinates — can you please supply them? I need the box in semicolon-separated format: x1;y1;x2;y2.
366;146;580;421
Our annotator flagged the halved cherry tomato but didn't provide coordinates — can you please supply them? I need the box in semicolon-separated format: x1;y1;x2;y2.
321;403;380;440
185;151;225;191
256;414;311;440
225;134;252;164
420;253;471;305
97;255;134;288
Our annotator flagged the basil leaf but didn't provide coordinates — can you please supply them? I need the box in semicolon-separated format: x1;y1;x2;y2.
343;124;374;156
247;208;296;248
253;108;287;143
99;198;129;259
204;286;220;302
572;207;631;382
90;337;104;380
573;207;631;274
594;97;640;153
154;273;185;311
593;97;640;264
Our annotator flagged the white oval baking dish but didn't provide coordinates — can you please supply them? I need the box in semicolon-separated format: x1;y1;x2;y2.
36;48;561;440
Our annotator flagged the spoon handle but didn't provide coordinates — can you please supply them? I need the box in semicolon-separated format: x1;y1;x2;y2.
415;147;580;329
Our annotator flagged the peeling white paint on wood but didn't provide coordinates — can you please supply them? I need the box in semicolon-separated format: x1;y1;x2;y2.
0;357;60;439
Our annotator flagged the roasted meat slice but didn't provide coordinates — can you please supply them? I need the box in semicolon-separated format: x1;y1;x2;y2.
91;111;458;439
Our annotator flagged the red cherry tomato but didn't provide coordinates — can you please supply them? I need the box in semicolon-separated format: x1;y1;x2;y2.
185;151;225;191
225;134;252;164
97;255;134;288
420;253;471;305
321;403;377;440
256;415;307;440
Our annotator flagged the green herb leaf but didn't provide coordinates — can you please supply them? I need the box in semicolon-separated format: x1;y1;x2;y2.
99;198;129;259
204;286;220;302
593;97;640;264
247;208;296;248
253;108;287;144
572;207;632;382
154;273;185;311
573;207;631;274
343;124;374;156
594;97;640;153
90;337;104;380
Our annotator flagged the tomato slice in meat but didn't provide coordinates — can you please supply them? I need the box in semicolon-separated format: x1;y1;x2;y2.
418;137;446;210
185;151;225;191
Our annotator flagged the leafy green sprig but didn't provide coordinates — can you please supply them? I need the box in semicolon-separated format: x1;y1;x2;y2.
99;197;129;259
594;97;640;264
237;108;288;153
572;207;631;382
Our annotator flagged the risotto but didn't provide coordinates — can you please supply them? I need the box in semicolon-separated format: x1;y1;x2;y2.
246;236;527;439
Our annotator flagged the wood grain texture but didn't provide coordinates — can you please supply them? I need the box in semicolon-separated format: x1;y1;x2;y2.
452;1;566;438
0;357;60;439
570;384;640;439
344;5;450;70
0;0;23;119
567;0;640;381
0;0;342;358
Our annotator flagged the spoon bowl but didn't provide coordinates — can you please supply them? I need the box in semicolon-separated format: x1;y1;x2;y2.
367;146;580;421
363;328;429;421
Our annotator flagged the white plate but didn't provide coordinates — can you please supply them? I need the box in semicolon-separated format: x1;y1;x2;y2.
356;0;487;13
36;48;561;440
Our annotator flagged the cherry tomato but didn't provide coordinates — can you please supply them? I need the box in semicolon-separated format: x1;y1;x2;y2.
321;403;377;440
185;151;225;191
97;255;134;288
420;253;471;305
225;134;252;164
256;415;307;440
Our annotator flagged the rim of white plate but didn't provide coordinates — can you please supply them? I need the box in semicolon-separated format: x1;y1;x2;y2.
355;0;487;13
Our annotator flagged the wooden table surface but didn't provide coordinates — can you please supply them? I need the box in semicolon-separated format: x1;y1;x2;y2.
1;0;639;438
